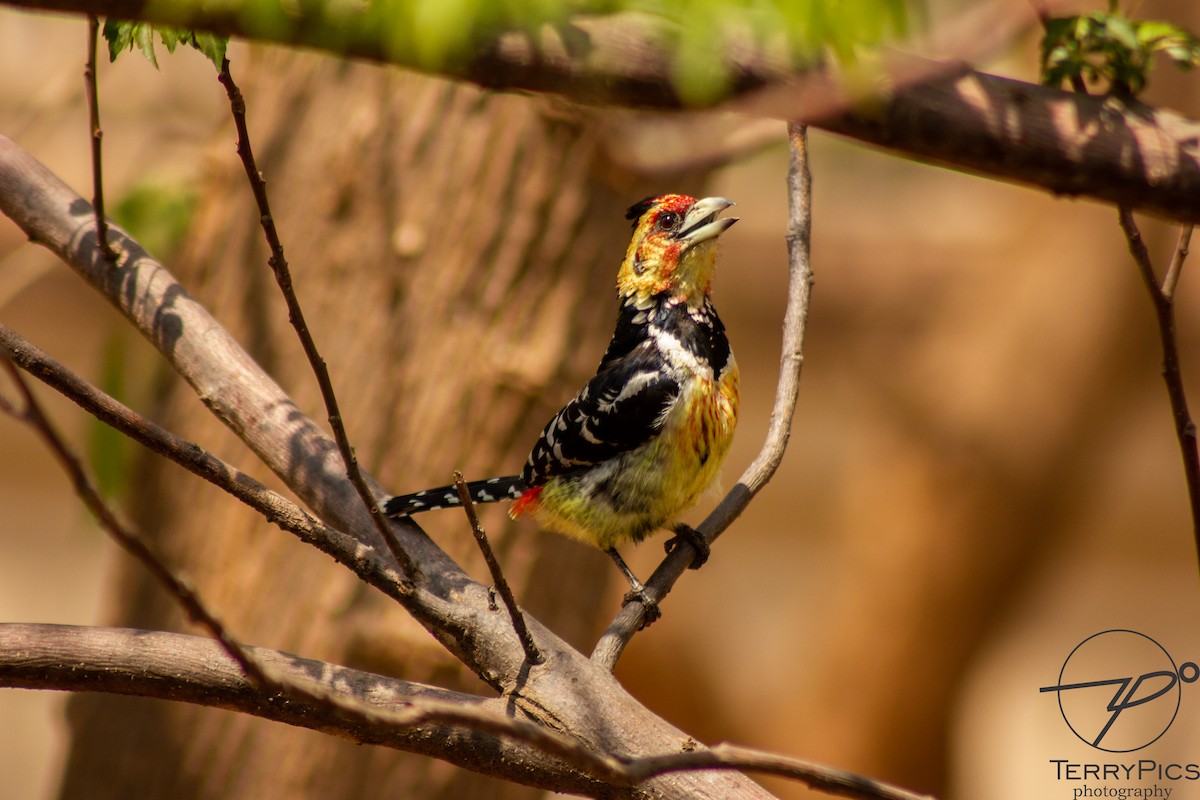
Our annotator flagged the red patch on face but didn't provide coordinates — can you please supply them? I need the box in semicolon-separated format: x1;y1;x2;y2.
509;484;543;518
656;194;696;215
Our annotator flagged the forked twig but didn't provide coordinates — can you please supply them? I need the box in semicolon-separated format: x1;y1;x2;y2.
1118;209;1200;569
215;58;419;584
84;14;117;262
591;122;815;668
453;472;543;665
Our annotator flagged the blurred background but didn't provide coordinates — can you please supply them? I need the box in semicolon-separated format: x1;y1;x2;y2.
3;2;1200;798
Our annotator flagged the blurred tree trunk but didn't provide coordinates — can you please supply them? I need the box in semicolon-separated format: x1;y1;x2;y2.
56;50;711;799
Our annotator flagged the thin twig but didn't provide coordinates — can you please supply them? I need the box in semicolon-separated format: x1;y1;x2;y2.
453;472;543;665
0;360;270;687
1164;225;1193;300
0;323;412;605
215;58;419;584
591;122;814;668
84;14;117;262
1117;208;1200;569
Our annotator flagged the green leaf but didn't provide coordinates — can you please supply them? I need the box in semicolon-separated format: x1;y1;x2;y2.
102;19;135;63
1104;16;1139;51
102;18;228;71
1136;20;1183;46
1164;45;1200;67
189;31;229;68
134;22;159;67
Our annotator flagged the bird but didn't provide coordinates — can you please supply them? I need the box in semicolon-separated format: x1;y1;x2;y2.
384;194;740;611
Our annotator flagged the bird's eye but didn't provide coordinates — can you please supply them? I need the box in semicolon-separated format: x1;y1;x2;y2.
656;211;679;230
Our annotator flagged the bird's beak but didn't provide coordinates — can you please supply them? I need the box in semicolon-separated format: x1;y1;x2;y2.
677;197;737;249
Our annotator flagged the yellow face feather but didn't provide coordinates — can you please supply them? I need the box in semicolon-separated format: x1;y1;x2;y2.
617;194;734;308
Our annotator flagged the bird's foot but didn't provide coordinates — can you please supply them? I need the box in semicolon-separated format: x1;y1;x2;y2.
621;583;662;629
607;547;662;628
664;523;710;570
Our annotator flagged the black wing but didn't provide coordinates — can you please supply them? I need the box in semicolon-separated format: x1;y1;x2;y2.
522;342;679;486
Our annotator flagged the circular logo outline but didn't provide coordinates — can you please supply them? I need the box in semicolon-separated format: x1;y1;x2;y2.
1051;629;1182;753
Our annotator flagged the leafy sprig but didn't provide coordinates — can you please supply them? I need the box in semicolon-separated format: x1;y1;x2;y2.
103;20;228;70
1041;1;1200;96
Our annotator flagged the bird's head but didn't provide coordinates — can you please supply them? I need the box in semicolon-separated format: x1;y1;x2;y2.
617;194;737;307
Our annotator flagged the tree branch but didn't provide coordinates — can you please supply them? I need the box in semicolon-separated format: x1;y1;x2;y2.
6;0;1200;223
0;623;606;794
0;623;933;800
0;347;897;796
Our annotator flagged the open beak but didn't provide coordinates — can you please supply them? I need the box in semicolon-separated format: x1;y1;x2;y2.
677;197;737;249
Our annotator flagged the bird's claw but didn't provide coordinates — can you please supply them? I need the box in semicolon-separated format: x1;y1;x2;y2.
665;524;710;570
621;586;662;629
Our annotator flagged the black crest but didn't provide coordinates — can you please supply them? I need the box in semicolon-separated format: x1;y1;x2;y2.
625;196;658;227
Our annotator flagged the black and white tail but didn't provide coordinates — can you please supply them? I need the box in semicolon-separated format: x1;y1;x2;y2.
383;475;528;517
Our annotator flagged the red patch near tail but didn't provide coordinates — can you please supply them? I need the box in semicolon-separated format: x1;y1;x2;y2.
509;485;543;518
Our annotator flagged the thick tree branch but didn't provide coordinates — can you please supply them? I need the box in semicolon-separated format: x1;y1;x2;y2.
0;624;932;800
6;0;1200;223
0;359;855;797
0;623;606;794
815;70;1200;227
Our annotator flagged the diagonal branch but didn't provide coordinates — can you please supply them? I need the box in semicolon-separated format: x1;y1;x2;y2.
592;122;814;668
454;471;544;665
216;58;420;583
0;130;508;675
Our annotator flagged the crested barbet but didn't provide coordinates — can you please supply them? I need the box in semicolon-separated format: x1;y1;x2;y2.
384;194;740;607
